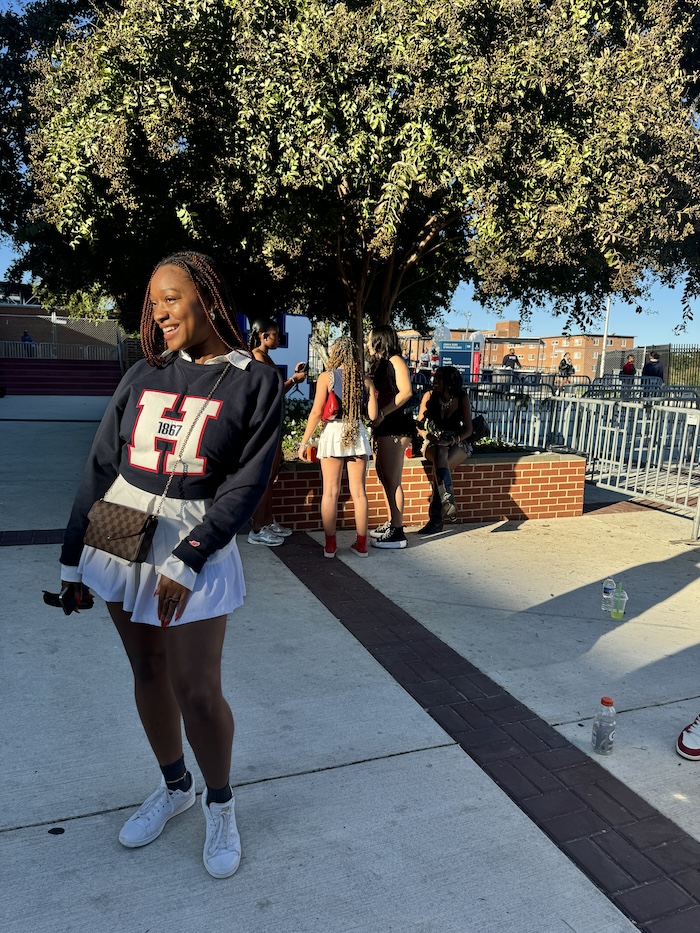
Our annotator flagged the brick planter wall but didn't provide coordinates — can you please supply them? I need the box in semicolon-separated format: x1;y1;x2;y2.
272;452;585;530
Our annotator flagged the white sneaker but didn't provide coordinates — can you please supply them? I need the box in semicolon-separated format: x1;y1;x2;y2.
202;790;241;879
268;521;293;537
677;714;700;760
247;527;284;547
119;776;196;848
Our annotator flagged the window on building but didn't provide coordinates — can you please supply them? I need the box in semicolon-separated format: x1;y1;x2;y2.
621;339;627;347
574;352;581;359
553;340;559;346
574;338;582;346
593;338;599;345
592;351;599;359
607;338;613;346
528;354;535;360
562;339;570;346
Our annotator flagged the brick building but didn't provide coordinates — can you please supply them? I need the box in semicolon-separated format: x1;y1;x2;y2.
399;321;636;376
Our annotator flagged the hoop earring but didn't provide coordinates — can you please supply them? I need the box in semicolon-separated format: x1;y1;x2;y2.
208;310;215;322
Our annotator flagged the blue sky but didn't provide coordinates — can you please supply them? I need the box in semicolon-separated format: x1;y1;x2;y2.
444;281;699;346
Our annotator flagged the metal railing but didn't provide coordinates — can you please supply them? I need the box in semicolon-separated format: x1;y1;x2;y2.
464;383;700;532
0;340;119;361
543;397;700;522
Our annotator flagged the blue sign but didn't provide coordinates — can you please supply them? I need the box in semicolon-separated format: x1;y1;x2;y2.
439;340;476;378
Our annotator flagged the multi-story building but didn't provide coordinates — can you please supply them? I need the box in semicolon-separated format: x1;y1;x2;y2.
399;321;636;376
537;333;636;376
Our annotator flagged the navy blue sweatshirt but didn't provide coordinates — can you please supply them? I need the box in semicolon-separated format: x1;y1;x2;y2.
61;351;283;574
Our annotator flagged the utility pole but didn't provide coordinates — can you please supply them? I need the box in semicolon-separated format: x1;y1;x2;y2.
599;295;611;378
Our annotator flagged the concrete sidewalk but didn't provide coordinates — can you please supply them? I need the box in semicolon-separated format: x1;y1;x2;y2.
2;418;700;932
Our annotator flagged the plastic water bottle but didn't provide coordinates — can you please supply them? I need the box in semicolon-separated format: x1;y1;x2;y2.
601;577;616;611
591;697;616;755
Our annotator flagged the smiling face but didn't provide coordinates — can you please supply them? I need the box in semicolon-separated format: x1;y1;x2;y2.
150;264;227;362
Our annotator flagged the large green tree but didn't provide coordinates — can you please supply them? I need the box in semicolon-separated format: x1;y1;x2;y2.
21;0;700;339
0;1;122;316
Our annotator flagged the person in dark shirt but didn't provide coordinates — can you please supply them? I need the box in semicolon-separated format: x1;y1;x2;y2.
642;352;664;381
58;252;283;879
501;350;521;369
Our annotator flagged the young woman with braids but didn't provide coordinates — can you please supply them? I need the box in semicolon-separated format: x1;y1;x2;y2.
247;317;307;546
58;252;283;879
415;366;473;534
366;325;414;549
297;336;376;557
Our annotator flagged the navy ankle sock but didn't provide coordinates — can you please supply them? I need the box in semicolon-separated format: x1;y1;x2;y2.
206;783;233;806
161;756;191;793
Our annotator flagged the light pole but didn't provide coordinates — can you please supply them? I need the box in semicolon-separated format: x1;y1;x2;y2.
599;294;611;378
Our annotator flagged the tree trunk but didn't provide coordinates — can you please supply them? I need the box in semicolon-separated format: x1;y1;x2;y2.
349;298;365;360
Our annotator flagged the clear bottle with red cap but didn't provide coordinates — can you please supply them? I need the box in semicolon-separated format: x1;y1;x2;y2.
591;697;616;755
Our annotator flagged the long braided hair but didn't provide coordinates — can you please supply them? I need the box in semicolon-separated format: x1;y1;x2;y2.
140;251;247;366
326;336;363;448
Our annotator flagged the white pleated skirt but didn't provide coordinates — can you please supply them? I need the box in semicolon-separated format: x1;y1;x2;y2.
317;420;372;459
79;475;246;627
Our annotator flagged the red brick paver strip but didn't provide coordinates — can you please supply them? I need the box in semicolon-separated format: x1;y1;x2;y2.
274;532;700;933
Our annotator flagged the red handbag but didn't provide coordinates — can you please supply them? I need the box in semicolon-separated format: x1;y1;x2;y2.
321;370;341;422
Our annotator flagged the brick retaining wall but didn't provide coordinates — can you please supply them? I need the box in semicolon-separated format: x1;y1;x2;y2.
272;452;585;530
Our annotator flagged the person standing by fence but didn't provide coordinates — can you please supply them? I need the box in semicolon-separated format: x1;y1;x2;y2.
642;352;664;382
21;330;34;357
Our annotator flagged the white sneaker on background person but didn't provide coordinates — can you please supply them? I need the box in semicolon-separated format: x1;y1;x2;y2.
247;527;284;547
267;520;293;537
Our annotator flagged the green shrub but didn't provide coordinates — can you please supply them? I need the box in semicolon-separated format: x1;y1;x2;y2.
282;396;314;454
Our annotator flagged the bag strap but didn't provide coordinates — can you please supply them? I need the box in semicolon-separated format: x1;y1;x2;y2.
328;369;334;394
155;363;232;516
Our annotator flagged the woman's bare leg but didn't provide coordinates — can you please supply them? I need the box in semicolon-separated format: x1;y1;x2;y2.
320;456;344;536
108;602;183;765
252;445;282;531
345;455;368;537
166;616;233;788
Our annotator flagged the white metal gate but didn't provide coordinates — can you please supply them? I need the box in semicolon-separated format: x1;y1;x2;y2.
467;387;700;533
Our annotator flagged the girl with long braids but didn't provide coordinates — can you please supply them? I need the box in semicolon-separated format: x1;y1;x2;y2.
297;336;376;557
58;252;283;879
366;325;414;549
247;317;306;546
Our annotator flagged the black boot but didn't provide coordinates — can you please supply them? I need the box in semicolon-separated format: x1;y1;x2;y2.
419;483;444;534
436;468;457;522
